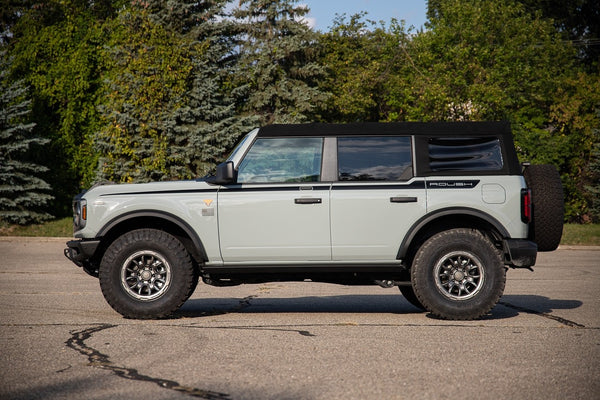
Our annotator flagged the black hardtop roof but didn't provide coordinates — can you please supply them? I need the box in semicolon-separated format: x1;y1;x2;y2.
257;121;511;137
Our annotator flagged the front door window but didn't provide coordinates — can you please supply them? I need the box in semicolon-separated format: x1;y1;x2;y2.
237;138;323;183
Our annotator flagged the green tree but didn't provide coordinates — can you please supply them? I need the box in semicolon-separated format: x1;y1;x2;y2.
0;0;34;45
587;137;600;222
96;1;258;182
0;56;53;224
514;0;600;68
318;13;412;122
390;0;574;123
234;0;328;124
547;73;600;221
96;5;199;183
406;0;599;221
9;0;123;215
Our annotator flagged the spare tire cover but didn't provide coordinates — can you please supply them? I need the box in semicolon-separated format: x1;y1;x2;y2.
523;164;564;251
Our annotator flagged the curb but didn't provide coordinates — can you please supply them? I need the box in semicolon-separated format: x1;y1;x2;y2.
556;245;600;251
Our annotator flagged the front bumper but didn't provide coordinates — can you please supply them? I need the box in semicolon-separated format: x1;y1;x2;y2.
64;239;101;276
504;239;537;268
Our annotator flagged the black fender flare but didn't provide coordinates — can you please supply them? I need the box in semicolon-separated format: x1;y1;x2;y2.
97;210;208;262
397;207;510;260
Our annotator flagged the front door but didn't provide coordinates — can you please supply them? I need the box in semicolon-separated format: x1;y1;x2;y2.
218;137;331;263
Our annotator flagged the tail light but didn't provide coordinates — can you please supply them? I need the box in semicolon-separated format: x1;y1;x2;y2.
521;188;532;223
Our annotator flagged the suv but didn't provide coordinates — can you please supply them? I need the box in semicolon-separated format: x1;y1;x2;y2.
65;122;564;320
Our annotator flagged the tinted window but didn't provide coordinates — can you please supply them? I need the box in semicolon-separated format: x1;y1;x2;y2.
237;138;323;183
429;137;503;172
338;137;413;181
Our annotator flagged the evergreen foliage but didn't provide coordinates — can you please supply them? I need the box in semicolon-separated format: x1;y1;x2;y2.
96;5;199;183
0;57;53;224
96;1;258;183
9;0;122;215
234;0;329;124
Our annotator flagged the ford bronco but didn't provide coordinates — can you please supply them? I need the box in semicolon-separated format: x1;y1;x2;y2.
65;122;564;320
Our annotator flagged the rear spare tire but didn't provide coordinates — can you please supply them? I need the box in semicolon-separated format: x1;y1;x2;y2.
524;164;564;251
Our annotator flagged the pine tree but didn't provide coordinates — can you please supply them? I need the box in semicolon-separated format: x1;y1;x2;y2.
0;56;53;224
95;5;197;183
234;0;329;124
166;0;260;177
96;0;258;182
8;0;125;216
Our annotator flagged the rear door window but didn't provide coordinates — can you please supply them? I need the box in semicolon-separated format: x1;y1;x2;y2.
337;136;413;181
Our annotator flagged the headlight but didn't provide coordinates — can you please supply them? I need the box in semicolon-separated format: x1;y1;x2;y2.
73;195;87;232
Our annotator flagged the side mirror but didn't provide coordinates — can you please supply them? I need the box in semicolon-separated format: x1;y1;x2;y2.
213;161;235;184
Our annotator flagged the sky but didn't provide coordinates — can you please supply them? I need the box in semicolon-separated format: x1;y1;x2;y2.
300;0;429;31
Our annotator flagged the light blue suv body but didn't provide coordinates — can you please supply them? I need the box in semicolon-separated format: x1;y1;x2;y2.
66;122;560;320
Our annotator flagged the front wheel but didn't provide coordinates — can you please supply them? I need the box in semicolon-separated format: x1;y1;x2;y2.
99;229;197;319
411;229;506;320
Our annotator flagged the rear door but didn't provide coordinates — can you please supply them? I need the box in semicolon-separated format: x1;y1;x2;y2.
330;136;427;261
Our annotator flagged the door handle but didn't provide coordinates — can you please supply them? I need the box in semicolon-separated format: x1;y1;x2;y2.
390;196;418;203
295;198;322;204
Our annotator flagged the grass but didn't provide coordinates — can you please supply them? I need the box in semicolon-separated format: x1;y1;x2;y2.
1;218;599;245
560;223;600;246
0;217;72;237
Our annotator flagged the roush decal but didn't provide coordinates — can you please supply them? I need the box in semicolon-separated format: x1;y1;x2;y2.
426;180;480;189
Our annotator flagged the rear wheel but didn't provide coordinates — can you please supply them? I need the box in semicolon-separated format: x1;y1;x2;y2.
399;286;425;310
99;229;197;319
411;229;505;320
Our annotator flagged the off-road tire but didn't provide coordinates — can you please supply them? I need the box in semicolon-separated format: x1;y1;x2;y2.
411;229;506;320
399;286;425;310
99;229;197;319
523;164;564;251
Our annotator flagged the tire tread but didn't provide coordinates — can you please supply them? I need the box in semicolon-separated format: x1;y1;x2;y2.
99;229;196;319
411;229;505;320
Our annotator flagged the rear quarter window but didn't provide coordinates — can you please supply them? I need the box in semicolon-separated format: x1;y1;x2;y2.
428;137;504;172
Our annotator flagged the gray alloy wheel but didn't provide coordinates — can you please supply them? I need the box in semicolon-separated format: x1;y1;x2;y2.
433;250;484;301
411;229;505;320
100;229;197;319
120;250;172;301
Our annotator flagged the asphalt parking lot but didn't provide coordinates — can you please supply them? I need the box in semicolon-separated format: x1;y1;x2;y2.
1;237;599;399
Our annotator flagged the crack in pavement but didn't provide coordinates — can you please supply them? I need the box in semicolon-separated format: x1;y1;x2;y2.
63;295;264;399
65;324;231;399
498;301;586;328
62;292;588;399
